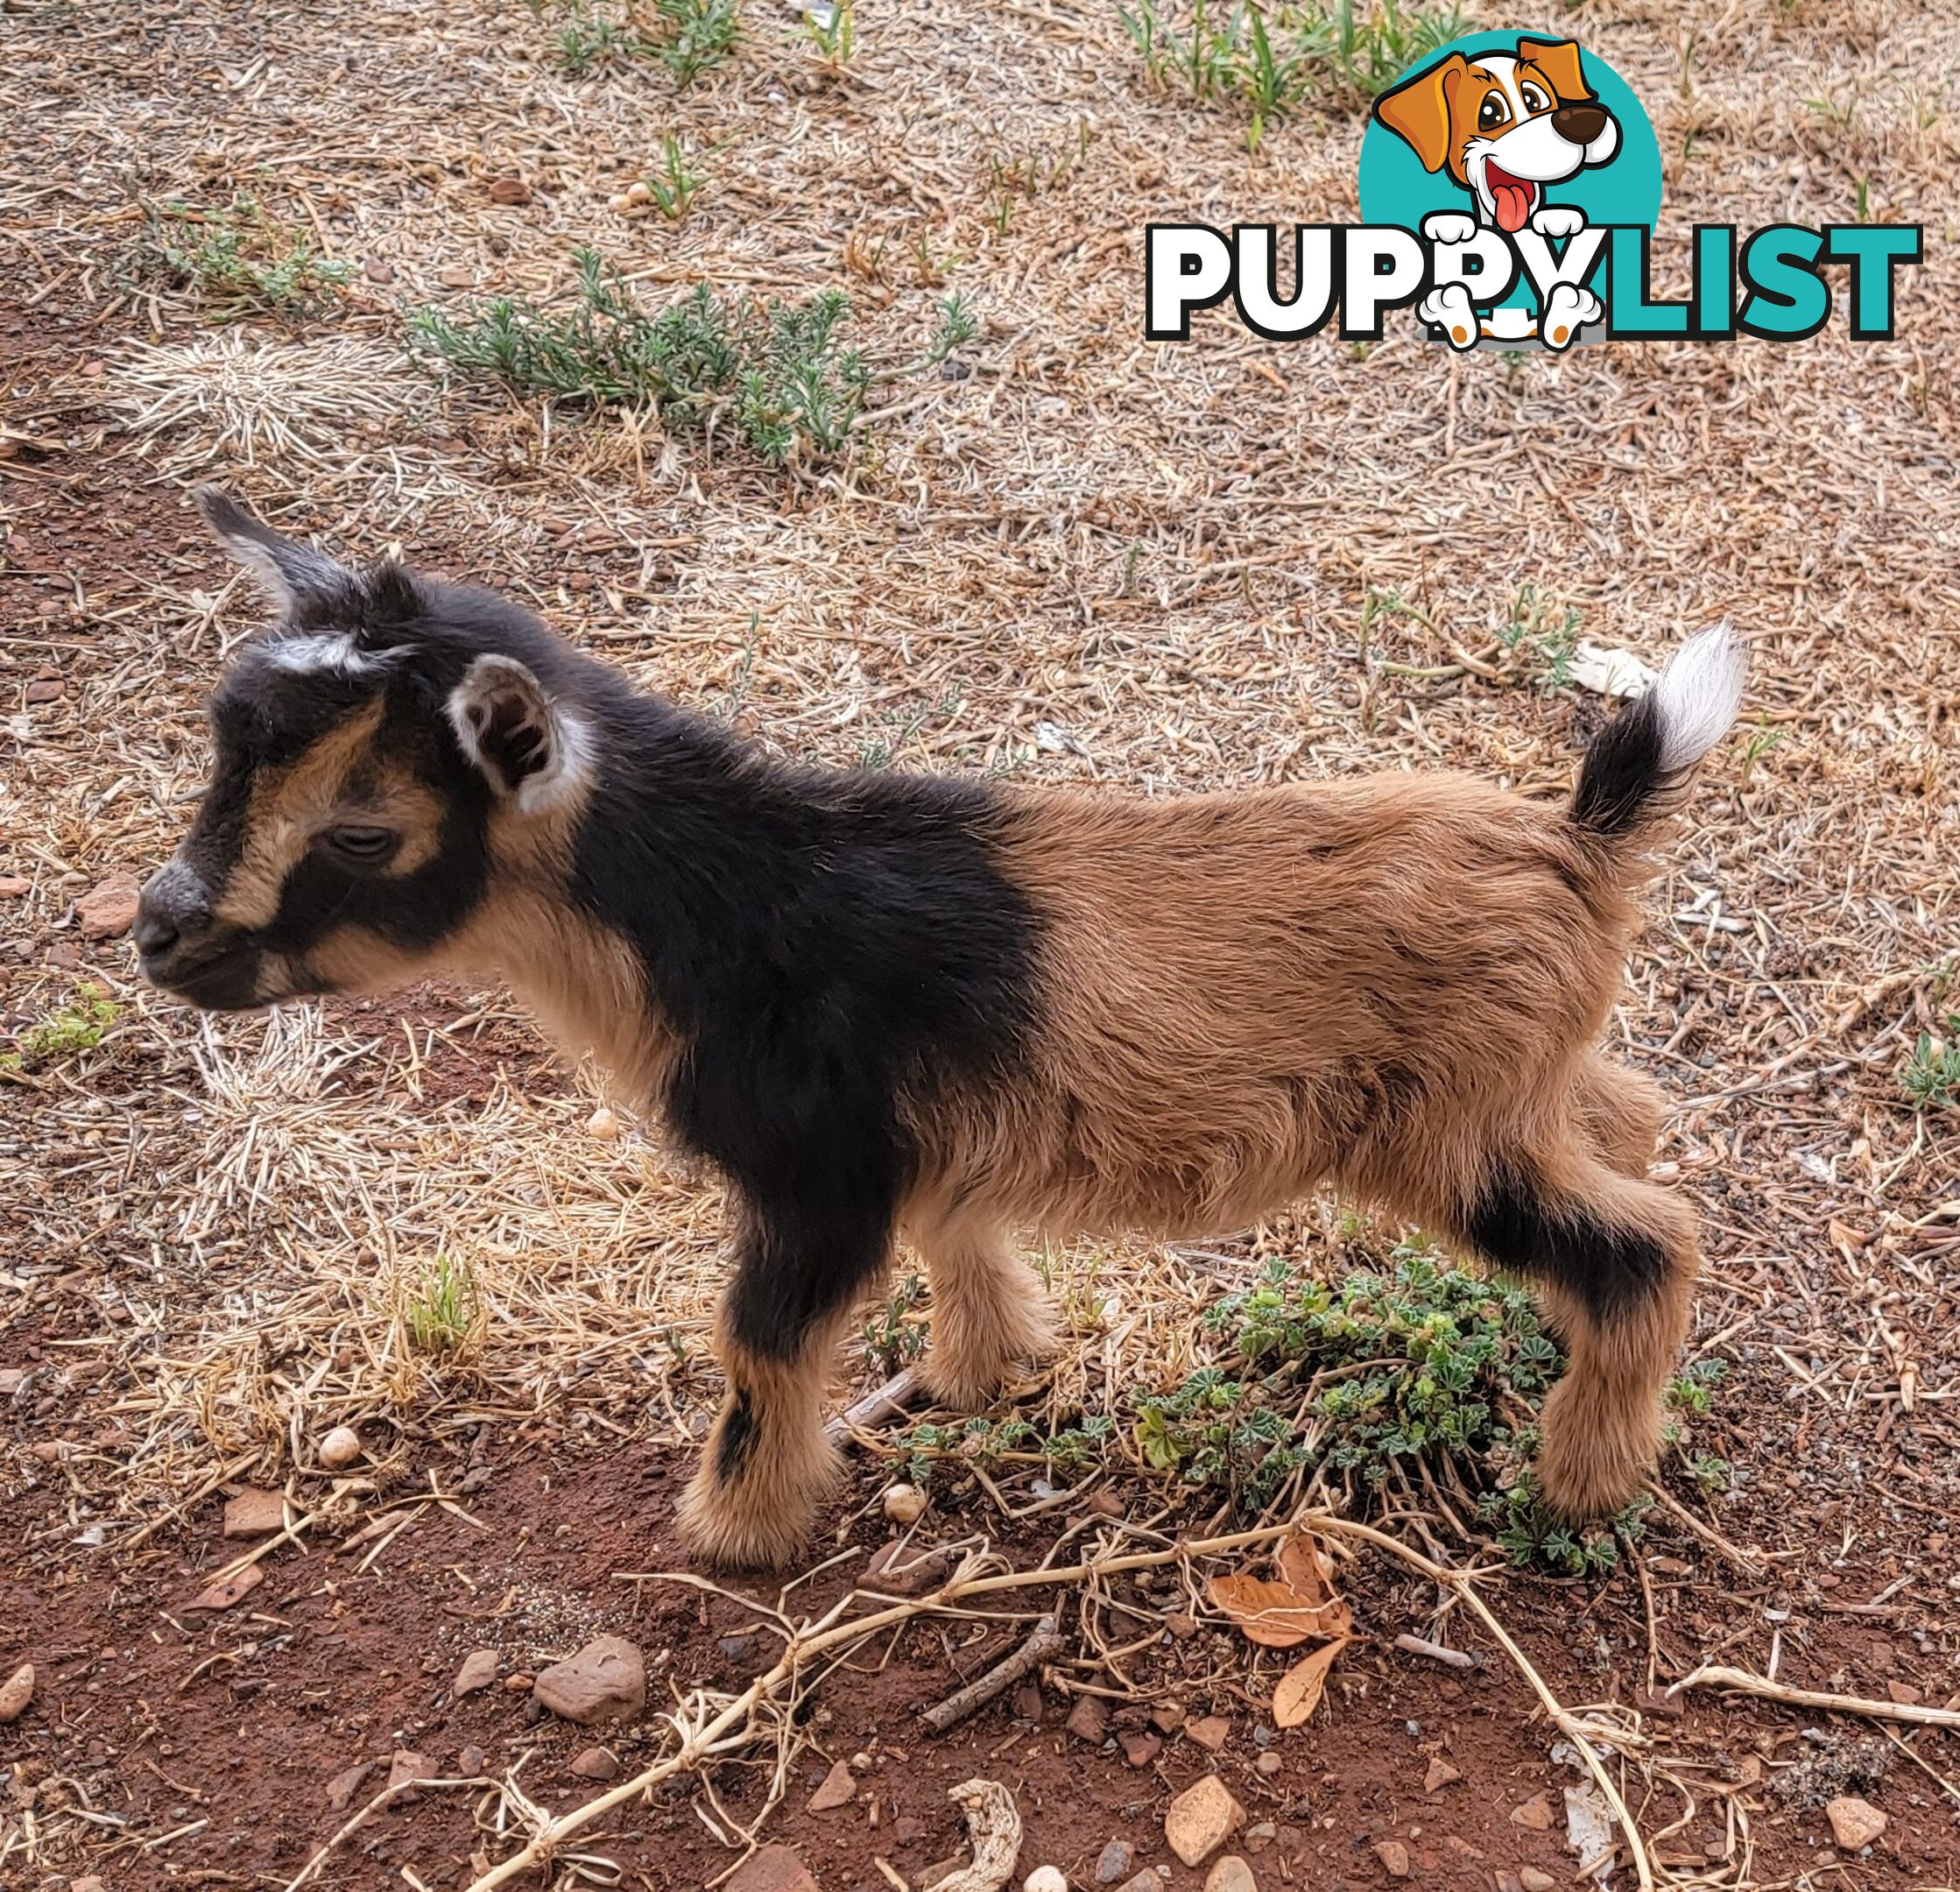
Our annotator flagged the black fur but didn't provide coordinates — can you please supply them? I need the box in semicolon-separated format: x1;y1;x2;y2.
1465;1162;1667;1325
1569;690;1666;838
716;1388;758;1481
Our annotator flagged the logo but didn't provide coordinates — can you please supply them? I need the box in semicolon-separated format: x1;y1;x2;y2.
1146;31;1922;350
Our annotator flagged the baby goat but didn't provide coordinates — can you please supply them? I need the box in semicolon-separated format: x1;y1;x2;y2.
139;491;1749;1568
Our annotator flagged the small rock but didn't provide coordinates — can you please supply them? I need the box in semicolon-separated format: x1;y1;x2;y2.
1166;1612;1198;1639
1372;1839;1410;1878
487;174;532;205
1066;1693;1110;1743
1150;1699;1186;1733
1025;1870;1068;1892
438;265;476;290
1166;1774;1245;1867
569;1746;618;1781
0;1663;34;1724
1013;1681;1044;1721
457;1745;486;1776
363;258;397;285
1424;1755;1461;1792
1120;1729;1162;1768
1117;1875;1164;1892
1186;1713;1230;1752
326;1761;372;1810
1519;1870;1555;1892
1511;1792;1555;1831
883;1481;927;1525
318;1424;362;1469
725;1844;820;1892
75;875;139;939
1207;1860;1258;1892
807;1758;857;1811
25;679;65;703
1096;1839;1135;1883
864;1539;948;1595
453;1648;499;1697
1825;1797;1886;1850
0;877;28;899
1244;1821;1277;1853
187;1563;263;1611
386;1748;434;1804
534;1636;646;1726
222;1488;287;1537
1255;1750;1282;1776
587;1105;619;1140
504;1672;535;1691
718;1634;757;1663
73;1878;104;1892
1888;1680;1922;1706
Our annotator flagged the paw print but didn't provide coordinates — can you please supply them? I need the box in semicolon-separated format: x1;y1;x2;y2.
1418;283;1480;351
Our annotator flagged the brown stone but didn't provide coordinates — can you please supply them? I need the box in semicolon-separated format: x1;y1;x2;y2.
1826;1797;1886;1850
386;1748;434;1804
0;1663;34;1724
532;1635;645;1726
75;875;140;939
1519;1869;1555;1891
1066;1693;1110;1742
453;1648;499;1697
1186;1713;1230;1751
1424;1754;1461;1791
807;1758;856;1811
0;877;29;898
487;174;532;205
724;1843;820;1892
222;1487;287;1537
1373;1839;1410;1878
569;1746;618;1781
325;1761;371;1810
25;679;64;703
1166;1775;1244;1866
1120;1729;1162;1768
1206;1858;1258;1892
1510;1792;1555;1830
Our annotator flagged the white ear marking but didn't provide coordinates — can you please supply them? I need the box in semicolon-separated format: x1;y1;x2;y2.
446;653;592;813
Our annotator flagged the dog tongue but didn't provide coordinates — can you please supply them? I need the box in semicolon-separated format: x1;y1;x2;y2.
1492;177;1533;233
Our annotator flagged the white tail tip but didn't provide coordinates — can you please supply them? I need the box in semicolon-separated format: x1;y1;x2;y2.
1650;621;1748;775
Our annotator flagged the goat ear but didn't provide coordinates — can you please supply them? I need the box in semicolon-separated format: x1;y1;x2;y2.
446;654;589;810
194;486;349;611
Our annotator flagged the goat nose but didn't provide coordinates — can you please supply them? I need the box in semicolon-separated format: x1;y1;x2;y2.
1553;102;1608;144
135;860;210;961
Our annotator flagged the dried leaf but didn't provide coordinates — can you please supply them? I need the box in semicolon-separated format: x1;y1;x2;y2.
1272;1636;1349;1727
1205;1573;1344;1648
187;1562;263;1611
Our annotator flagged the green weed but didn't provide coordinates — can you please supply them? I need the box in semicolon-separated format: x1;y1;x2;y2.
640;135;707;218
546;0;738;83
1499;582;1582;690
410;249;970;467
1899;1020;1960;1111
657;0;740;83
802;0;854;67
150;195;352;319
862;1272;927;1375
404;1251;480;1354
2;982;123;1071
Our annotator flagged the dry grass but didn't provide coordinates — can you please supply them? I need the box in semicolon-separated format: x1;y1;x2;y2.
3;0;1959;1884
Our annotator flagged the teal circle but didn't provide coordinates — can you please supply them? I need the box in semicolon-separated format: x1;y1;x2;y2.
1357;32;1663;316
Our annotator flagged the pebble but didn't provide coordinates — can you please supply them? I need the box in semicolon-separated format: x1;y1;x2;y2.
187;1563;263;1612
487;174;532;205
1424;1755;1462;1791
74;875;140;939
1244;1822;1277;1853
457;1746;486;1776
1166;1775;1245;1866
1066;1693;1110;1742
569;1746;618;1781
318;1424;362;1469
807;1758;856;1811
1025;1870;1068;1892
1096;1839;1135;1883
1165;1612;1197;1639
363;258;397;284
1120;1729;1162;1768
882;1481;927;1525
222;1488;287;1537
1206;1859;1258;1892
1185;1713;1230;1751
1519;1869;1555;1891
864;1539;949;1595
387;1748;434;1804
1255;1750;1282;1776
1116;1875;1164;1892
325;1761;372;1811
453;1648;499;1697
439;265;476;290
1013;1681;1043;1720
725;1844;821;1892
1372;1839;1411;1878
533;1635;646;1726
587;1105;620;1140
1150;1700;1185;1733
1510;1792;1555;1830
25;679;65;703
73;1878;104;1892
1826;1797;1887;1850
0;877;29;899
0;1663;34;1724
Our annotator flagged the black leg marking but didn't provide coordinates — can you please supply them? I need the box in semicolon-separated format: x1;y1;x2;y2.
1466;1163;1666;1325
715;1388;758;1483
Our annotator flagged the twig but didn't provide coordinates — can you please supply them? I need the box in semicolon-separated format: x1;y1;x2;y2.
1667;1665;1960;1730
1393;1632;1477;1669
1640;1480;1763;1575
286;1775;489;1892
920;1612;1065;1733
825;1367;921;1444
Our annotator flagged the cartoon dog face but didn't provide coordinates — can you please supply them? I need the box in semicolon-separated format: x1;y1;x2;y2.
1373;38;1619;233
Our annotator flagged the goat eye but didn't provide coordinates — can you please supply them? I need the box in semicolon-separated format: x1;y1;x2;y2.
323;824;397;864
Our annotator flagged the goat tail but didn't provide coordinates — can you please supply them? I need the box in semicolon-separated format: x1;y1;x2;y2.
1569;622;1749;847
